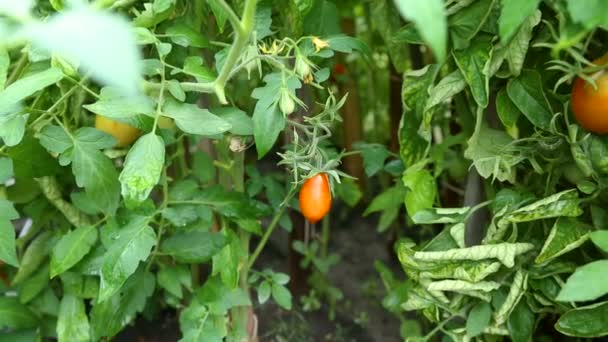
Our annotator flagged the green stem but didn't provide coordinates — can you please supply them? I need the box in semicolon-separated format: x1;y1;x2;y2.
211;0;257;104
247;188;296;269
6;53;28;86
230;143;251;341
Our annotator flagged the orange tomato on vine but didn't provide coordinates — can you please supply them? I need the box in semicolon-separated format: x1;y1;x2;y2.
299;173;332;224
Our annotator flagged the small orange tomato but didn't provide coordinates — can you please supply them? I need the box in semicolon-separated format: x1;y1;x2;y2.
95;115;141;147
571;53;608;134
299;173;332;224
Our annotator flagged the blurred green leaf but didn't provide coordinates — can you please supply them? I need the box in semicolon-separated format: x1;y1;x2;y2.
28;9;142;94
394;0;446;62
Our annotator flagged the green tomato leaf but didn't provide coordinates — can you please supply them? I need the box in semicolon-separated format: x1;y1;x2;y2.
38;125;72;154
403;167;436;217
496;87;521;129
566;0;608;30
0;297;38;330
494;270;528;325
50;226;98;278
399;65;439;168
448;0;495;50
0;113;28;146
393;0;446;62
466;302;492;337
119;133;165;204
557;260;608;302
163;100;231;136
0;47;7;91
212;107;253;136
158;265;190;299
18;263;49;304
498;0;541;42
161;231;227;263
590;230;608;252
535;218;589;265
0;199;19;267
72;145;120;215
556;301;608;337
57;294;90;342
271;283;292;310
453;34;493;108
504;10;541;77
0;68;63;112
84;88;155;119
410;242;534;268
165;22;209;48
257;281;271;304
13;231;55;284
0;157;13;183
99;216;156;302
508;300;535;342
506;70;553;130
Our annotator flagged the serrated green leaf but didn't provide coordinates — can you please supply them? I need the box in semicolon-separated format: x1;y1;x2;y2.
453;34;493;108
99;216;156;302
505;10;541;77
506;70;552;130
448;0;495;50
119;133;165;204
38;125;72;154
72;145;120;215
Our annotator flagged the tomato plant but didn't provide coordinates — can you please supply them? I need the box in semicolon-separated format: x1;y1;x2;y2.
3;0;608;341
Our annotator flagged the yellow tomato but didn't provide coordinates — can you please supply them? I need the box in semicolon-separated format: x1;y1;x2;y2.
95;115;141;147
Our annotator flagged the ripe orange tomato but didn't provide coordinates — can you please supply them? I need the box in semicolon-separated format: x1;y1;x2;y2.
95;115;141;147
571;54;608;134
299;173;332;224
